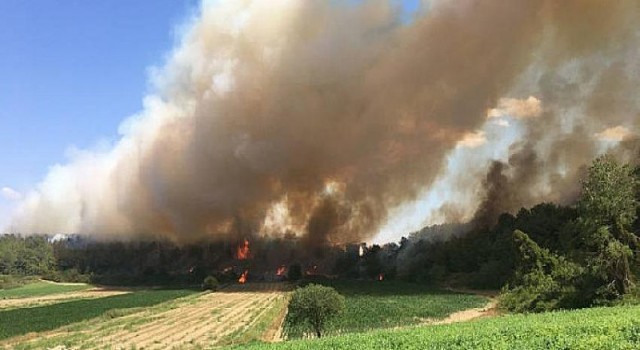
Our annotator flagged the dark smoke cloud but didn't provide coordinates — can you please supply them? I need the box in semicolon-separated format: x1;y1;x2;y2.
7;0;640;244
439;1;640;228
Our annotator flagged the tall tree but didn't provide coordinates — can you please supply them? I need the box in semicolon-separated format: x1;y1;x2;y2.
576;156;639;297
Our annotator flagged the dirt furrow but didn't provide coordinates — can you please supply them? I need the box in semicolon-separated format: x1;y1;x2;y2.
19;283;289;350
141;292;277;349
132;294;262;349
82;292;227;347
93;293;247;348
212;294;279;343
171;293;278;348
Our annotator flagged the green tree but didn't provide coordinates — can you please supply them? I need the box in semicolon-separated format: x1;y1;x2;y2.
202;275;219;291
286;284;345;337
576;156;639;297
501;230;582;312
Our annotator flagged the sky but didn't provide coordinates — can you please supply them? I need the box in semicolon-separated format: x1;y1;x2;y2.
0;0;423;231
0;1;199;226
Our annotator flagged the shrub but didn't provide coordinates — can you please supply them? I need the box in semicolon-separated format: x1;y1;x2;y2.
202;275;219;291
43;269;91;283
0;275;19;290
500;230;582;312
286;283;345;337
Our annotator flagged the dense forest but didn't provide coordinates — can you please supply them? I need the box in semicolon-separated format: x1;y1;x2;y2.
1;155;638;312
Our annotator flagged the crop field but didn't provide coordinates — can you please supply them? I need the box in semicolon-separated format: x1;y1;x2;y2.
4;283;290;350
0;289;196;342
6;279;637;350
0;281;91;299
243;303;640;350
283;280;488;338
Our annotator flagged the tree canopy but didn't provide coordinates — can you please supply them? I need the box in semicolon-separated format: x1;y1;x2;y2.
286;284;345;337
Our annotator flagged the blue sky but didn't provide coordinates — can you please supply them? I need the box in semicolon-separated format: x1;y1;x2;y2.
0;0;421;228
0;1;198;192
0;0;419;190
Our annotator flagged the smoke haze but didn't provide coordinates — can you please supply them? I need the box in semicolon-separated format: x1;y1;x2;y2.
7;0;640;244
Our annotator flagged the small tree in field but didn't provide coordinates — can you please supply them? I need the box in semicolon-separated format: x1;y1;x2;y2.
202;275;219;291
287;284;345;337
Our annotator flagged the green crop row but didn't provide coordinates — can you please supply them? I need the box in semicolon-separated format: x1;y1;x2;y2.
0;281;90;299
0;289;196;340
241;304;640;350
284;281;487;338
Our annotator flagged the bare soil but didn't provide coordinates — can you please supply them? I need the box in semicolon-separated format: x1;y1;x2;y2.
431;299;498;325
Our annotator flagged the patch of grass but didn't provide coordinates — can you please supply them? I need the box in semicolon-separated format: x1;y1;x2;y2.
0;289;196;340
237;304;640;350
284;280;487;338
0;281;90;299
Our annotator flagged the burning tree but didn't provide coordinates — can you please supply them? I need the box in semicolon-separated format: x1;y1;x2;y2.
286;284;345;338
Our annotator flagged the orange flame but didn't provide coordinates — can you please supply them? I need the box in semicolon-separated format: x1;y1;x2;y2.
378;273;384;281
238;270;248;284
236;239;250;260
276;265;286;276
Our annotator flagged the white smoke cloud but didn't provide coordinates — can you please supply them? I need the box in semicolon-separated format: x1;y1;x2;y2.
487;96;542;119
492;119;510;128
457;131;487;148
595;125;633;142
1;187;22;201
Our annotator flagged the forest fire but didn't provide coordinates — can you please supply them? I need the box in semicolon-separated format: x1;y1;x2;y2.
306;265;318;276
378;273;384;281
235;239;250;260
238;270;248;284
276;265;287;276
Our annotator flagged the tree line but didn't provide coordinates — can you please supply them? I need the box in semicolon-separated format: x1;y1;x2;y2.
1;155;638;312
356;155;639;311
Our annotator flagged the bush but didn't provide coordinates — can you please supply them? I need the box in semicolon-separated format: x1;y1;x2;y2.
0;275;20;290
286;283;345;338
43;269;91;283
202;275;219;291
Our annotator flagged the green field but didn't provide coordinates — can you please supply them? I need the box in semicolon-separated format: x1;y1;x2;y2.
0;289;196;340
283;281;488;338
242;304;640;350
0;281;91;299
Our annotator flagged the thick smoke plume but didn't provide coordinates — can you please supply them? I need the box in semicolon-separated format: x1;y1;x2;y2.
7;0;640;243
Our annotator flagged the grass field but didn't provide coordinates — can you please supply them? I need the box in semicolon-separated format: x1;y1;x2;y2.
242;304;640;350
0;281;91;299
283;281;488;338
0;289;195;340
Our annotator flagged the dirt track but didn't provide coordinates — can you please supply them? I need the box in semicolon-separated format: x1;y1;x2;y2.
432;299;498;325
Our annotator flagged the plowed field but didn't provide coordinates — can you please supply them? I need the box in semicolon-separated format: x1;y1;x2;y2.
4;283;290;350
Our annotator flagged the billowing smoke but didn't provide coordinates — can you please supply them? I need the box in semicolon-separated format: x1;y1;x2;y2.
6;0;640;244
